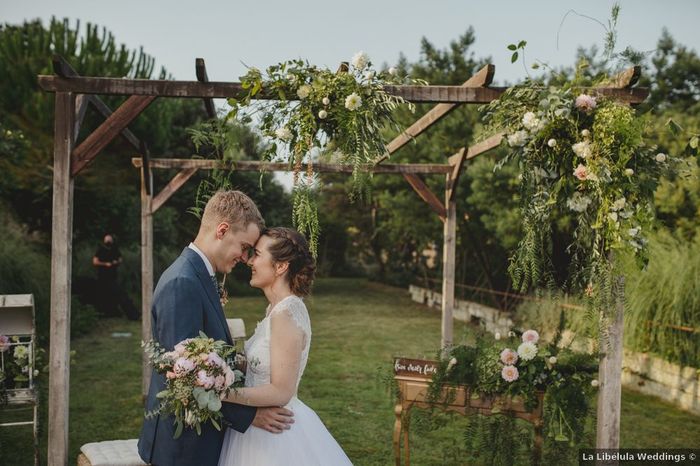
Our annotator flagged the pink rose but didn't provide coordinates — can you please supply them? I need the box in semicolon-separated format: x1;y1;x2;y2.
214;375;226;391
224;366;236;387
166;371;177;379
206;352;225;368
0;335;9;352
573;164;588;181
500;348;518;365
196;370;215;389
575;94;597;113
501;365;519;382
522;329;540;344
174;357;195;375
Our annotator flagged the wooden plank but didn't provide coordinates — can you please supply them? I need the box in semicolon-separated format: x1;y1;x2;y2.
71;95;156;176
131;157;452;174
378;64;495;163
196;58;218;119
73;94;89;141
441;175;456;350
598;65;641;89
402;173;447;220
464;133;504;160
447;147;467;203
52;55;142;150
37;76;650;104
151;167;199;213
48;92;75;466
140;166;154;399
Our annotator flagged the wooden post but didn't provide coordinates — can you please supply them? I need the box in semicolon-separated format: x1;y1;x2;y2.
441;173;456;349
48;92;75;466
596;274;625;453
141;166;154;398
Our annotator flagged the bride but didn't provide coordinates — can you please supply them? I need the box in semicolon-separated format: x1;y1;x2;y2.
219;227;352;465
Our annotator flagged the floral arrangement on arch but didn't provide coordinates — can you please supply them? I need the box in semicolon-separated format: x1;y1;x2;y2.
190;52;425;255
427;328;598;449
480;78;678;324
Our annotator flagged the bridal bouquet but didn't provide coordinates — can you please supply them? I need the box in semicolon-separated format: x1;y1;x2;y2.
143;332;245;438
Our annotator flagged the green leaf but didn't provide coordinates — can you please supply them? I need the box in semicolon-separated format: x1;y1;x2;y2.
667;118;683;136
518;40;527;48
531;63;540;70
156;390;169;399
690;136;699;149
554;433;569;442
511;52;519;63
507;44;517;51
174;420;184;439
211;417;221;431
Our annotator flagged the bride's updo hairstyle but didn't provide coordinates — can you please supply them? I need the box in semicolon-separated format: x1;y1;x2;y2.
263;227;316;297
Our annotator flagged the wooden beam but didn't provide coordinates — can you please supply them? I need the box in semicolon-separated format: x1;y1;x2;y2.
71;95;156;176
131;157;452;174
598;65;641;89
441;173;456;349
37;75;650;104
48;92;75;466
140;141;152;196
151;167;199;213
140;166;153;399
447;132;505;164
377;64;495;163
196;58;218;119
73;94;89;141
402;173;447;220
447;147;467;203
52;55;142;150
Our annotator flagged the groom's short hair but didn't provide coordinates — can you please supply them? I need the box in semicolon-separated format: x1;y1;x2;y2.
201;190;265;232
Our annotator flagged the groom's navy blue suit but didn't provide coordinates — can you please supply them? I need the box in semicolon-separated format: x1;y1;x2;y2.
138;248;257;466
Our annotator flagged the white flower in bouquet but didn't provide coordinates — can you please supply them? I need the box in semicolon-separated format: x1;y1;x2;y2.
628;227;641;237
446;357;458;372
572;141;592;159
548;356;557;365
522;112;545;132
351;51;370;70
547;138;557;148
591;379;599;387
286;73;296;82
566;192;592;212
575;94;597;113
388;66;397;76
318;110;328;120
275;127;293;141
364;71;375;80
655;152;667;163
296;85;311;100
322;97;330;106
612;197;626;211
508;331;516;338
507;130;528;147
345;93;362;111
494;332;501;340
608;212;619;222
13;345;28;360
624;168;634;176
501;365;519;382
581;129;591;138
517;342;538;361
500;348;518;365
522;329;539;344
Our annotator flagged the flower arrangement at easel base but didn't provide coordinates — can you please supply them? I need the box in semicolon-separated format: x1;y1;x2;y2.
480;77;678;328
189;52;426;256
0;334;44;405
427;329;598;451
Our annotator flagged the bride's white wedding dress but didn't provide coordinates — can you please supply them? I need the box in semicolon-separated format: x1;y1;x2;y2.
218;295;352;465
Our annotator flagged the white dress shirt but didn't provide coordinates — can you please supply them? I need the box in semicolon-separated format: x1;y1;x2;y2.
188;242;214;276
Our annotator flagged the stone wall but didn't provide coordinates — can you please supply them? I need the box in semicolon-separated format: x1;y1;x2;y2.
408;285;700;415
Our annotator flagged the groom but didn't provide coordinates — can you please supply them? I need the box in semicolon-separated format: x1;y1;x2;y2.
138;190;294;466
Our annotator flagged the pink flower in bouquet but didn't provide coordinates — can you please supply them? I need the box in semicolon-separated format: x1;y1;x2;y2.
0;335;9;352
224;366;236;387
573;164;589;181
522;329;540;344
214;375;226;391
196;370;215;389
501;365;519;382
575;94;596;113
174;357;195;375
206;351;225;368
166;371;177;379
174;342;188;356
500;348;518;365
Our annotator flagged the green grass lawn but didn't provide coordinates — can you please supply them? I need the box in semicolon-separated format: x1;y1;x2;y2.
1;278;698;465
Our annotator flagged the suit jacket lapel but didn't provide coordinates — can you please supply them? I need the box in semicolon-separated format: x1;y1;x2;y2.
181;248;234;344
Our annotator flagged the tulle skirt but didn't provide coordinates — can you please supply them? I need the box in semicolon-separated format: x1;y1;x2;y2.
218;397;353;465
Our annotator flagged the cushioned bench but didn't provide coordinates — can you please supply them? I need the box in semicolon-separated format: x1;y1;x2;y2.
77;439;146;466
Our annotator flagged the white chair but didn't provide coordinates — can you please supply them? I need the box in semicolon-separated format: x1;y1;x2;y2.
226;318;247;343
77;439;146;466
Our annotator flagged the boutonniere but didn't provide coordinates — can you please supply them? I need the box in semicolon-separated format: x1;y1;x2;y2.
218;273;229;306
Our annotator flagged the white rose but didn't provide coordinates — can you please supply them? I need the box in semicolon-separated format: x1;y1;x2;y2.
581;129;591;138
507;130;528;147
275;127;292;141
547;139;557;148
591;379;599;387
446;357;458;372
612;197;626;211
494;332;501;340
548;356;557;365
318;110;328;120
286;73;296;82
322;97;330;106
388;67;397;75
351;51;370;70
364;71;375;80
296;85;311;100
624;168;634;176
344;93;362;111
655;152;667;163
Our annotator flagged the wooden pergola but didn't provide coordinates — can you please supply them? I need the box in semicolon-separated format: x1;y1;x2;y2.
39;55;646;466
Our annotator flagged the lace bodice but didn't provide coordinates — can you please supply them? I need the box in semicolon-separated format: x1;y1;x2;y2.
243;295;311;396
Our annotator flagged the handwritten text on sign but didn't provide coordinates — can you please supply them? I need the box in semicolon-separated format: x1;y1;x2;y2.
394;358;438;378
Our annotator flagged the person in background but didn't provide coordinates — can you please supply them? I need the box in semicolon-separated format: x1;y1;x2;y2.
92;233;138;320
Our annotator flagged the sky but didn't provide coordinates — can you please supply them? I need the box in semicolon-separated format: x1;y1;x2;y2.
4;0;700;188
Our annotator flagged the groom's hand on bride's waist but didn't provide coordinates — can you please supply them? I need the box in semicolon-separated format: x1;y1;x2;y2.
252;407;294;434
